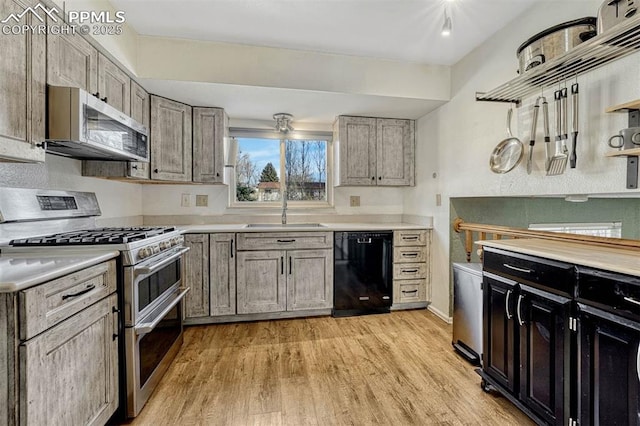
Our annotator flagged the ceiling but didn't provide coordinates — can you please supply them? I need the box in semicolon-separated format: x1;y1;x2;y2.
109;0;540;123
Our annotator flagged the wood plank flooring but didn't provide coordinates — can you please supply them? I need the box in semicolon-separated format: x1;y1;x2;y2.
126;310;533;425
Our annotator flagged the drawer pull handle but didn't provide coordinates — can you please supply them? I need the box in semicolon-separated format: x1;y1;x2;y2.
402;290;418;294
636;341;640;383
402;253;419;258
624;296;640;307
505;289;513;320
277;239;295;243
403;236;419;241
402;269;419;273
503;264;533;274
62;284;96;300
516;294;524;326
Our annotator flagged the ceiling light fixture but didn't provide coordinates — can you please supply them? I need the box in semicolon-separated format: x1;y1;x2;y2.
441;6;452;37
273;113;294;133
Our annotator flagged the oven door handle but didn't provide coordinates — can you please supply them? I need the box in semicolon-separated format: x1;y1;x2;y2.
135;247;190;276
134;287;190;335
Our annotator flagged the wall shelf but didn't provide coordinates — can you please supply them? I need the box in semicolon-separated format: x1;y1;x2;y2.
476;17;640;104
605;147;640;157
605;104;640;189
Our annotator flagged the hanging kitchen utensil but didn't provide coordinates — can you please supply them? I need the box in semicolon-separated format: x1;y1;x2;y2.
527;97;541;174
570;83;579;168
490;108;524;174
546;89;568;175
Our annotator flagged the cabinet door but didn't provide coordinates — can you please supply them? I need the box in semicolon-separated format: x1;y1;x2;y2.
376;119;414;186
0;0;46;163
128;81;150;179
47;28;98;94
237;251;286;314
578;306;640;426
193;107;227;183
518;286;571;426
150;96;193;181
184;234;210;319
287;249;333;311
210;233;236;316
483;275;517;393
337;116;377;185
97;53;130;115
20;294;118;426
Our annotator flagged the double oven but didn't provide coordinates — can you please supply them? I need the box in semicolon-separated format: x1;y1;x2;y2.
0;188;190;419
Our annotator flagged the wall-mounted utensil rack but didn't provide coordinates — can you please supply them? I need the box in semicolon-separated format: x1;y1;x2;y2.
605;102;640;189
476;17;640;105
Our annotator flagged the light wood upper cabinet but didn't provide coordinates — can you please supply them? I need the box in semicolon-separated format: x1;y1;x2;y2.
0;0;46;163
334;116;415;186
128;81;151;179
47;26;98;94
237;250;287;314
150;95;193;181
184;234;210;319
210;233;236;316
97;53;130;115
193;107;228;183
287;249;333;311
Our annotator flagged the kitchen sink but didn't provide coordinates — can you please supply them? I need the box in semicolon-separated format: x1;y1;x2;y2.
244;223;326;228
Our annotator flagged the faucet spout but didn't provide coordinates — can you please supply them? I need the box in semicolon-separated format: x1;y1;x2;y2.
281;191;287;225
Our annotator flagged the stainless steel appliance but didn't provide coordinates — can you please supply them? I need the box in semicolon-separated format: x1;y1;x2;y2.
452;262;482;365
45;86;149;162
333;231;393;317
0;188;189;419
598;0;638;34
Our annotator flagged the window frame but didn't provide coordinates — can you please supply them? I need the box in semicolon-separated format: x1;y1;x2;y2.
228;128;334;209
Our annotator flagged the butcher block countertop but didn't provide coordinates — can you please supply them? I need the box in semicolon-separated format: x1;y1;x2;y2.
0;250;119;292
180;223;430;233
478;238;640;277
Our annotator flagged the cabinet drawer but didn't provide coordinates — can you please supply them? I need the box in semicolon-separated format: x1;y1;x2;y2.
393;280;426;304
393;246;427;263
19;260;117;340
237;232;332;251
394;263;427;280
394;230;428;247
483;248;574;296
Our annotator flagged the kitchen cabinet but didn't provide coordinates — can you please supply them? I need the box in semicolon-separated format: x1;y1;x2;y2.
184;233;236;322
193;107;228;184
236;232;333;315
47;26;98;94
0;0;46;163
0;260;118;425
150;96;193;182
578;305;640;426
82;80;150;180
392;230;430;309
334;116;414;186
97;53;130;115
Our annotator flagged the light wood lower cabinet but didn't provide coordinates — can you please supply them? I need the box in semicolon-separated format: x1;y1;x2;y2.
0;260;118;426
184;234;210;319
392;230;431;309
236;250;286;314
287;249;333;311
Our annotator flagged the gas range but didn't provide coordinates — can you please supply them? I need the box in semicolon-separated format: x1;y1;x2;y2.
5;226;185;266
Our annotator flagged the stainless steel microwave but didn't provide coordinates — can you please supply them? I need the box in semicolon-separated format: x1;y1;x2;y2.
45;86;149;162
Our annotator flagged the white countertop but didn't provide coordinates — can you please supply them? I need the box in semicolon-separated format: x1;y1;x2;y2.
479;238;640;277
0;250;119;292
180;222;430;233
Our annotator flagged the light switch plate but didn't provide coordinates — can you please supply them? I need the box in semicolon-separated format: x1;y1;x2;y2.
196;194;208;207
181;193;191;207
436;193;442;207
350;195;360;207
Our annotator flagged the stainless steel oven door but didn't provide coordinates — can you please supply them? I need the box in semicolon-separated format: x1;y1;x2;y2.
124;246;189;327
125;285;190;418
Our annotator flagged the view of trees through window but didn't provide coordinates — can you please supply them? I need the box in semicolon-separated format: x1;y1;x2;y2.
235;138;327;203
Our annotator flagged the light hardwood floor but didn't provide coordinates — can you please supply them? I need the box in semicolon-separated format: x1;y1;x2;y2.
127;310;533;426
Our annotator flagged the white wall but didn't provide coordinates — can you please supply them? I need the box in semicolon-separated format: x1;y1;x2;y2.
405;0;640;317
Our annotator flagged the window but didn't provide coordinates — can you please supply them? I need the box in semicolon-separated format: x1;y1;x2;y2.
232;133;331;206
528;222;622;238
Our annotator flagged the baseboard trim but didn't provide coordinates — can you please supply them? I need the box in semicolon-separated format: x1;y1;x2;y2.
428;305;453;324
184;308;332;325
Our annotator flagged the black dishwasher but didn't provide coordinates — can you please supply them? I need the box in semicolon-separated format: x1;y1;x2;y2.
333;231;393;317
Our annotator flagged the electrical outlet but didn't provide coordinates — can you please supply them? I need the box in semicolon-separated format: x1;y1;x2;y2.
181;193;191;207
350;195;360;207
436;193;442;207
196;194;208;207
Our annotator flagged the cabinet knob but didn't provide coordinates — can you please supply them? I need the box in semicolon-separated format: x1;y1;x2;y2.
93;92;100;98
154;169;158;173
371;176;375;180
101;96;108;103
378;176;382;180
216;172;220;177
131;164;138;170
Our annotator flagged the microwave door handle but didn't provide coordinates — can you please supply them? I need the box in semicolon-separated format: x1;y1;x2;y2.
135;247;190;276
134;287;190;335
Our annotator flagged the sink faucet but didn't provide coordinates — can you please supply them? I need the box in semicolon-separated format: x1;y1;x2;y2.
281;190;287;225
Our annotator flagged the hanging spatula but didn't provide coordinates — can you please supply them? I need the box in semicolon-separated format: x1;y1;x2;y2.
527;98;540;175
570;83;579;169
546;89;569;176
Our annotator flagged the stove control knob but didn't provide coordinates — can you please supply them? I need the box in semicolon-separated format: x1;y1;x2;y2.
171;237;179;246
160;241;170;250
138;247;149;259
